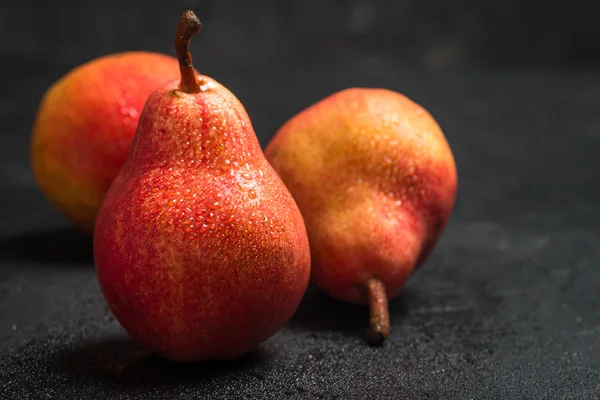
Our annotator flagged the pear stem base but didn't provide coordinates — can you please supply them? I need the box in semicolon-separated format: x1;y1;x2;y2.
364;278;390;346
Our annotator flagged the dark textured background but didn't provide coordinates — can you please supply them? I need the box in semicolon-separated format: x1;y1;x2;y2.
2;0;600;70
1;0;600;399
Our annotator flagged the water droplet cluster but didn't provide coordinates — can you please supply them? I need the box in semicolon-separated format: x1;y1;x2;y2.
130;83;261;175
128;82;288;244
266;87;457;261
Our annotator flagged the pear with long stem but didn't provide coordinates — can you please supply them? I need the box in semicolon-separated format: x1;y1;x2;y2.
94;11;311;362
266;88;457;345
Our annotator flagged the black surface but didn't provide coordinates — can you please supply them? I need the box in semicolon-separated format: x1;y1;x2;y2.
2;55;600;398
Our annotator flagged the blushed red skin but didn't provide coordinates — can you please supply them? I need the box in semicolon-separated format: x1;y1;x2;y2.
265;88;457;304
93;76;311;363
31;52;181;232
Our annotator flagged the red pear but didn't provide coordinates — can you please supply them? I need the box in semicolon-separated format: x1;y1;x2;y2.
93;11;310;362
31;52;181;232
266;88;457;344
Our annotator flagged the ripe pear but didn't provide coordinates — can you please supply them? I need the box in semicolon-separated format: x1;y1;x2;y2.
93;11;310;362
31;51;181;232
265;88;457;344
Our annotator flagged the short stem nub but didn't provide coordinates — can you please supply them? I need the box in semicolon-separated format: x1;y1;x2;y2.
365;278;390;346
175;10;202;93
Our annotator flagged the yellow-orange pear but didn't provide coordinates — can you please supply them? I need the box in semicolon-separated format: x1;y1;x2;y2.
266;88;457;344
31;52;182;232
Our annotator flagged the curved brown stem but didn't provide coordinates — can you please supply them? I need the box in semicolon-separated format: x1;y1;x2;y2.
364;278;390;346
175;10;202;93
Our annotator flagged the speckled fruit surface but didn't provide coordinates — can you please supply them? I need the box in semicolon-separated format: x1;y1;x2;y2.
266;88;457;304
266;88;457;342
93;12;310;362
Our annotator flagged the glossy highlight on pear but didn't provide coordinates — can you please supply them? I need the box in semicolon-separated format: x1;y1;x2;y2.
266;88;457;345
93;10;310;363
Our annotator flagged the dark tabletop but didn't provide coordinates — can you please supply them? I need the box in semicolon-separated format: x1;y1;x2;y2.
1;58;599;399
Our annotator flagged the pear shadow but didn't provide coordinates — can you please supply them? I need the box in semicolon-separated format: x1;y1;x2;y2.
289;284;414;340
63;336;269;386
0;227;94;266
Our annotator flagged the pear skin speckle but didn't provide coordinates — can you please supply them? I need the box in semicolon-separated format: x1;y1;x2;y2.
93;75;310;363
30;52;182;232
266;88;457;305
